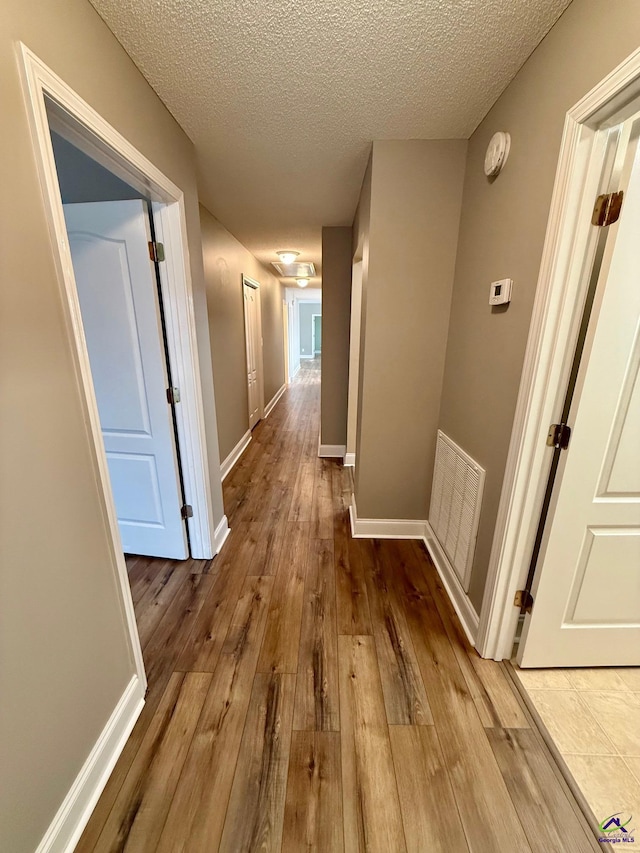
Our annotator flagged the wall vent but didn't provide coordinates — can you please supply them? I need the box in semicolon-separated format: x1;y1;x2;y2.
429;431;485;592
272;261;316;278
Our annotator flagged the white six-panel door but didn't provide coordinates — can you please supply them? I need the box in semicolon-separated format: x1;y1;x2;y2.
243;280;261;429
64;200;189;559
519;132;640;667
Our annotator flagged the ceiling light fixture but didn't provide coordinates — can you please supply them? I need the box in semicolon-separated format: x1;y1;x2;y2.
277;250;300;265
296;278;309;288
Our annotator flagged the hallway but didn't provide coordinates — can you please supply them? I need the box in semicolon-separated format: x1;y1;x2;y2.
77;362;598;852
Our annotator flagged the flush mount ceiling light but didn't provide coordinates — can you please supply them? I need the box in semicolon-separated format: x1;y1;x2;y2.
296;278;309;288
277;250;299;265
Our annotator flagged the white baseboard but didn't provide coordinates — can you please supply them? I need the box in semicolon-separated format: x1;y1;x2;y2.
36;675;144;853
318;443;346;458
220;430;252;482
348;497;479;646
300;354;315;359
263;384;286;419
423;521;480;646
292;363;301;379
213;514;230;555
343;452;356;467
349;497;427;539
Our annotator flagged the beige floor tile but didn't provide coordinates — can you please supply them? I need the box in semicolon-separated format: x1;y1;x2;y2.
564;754;640;833
567;669;629;692
611;668;640;691
625;757;640;787
513;667;572;690
527;689;615;755
581;692;640;756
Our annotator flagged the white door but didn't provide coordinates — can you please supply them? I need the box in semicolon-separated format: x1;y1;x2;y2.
64;200;189;559
519;129;640;667
243;280;261;429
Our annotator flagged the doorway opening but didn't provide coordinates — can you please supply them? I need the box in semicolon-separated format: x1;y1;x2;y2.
20;44;219;689
284;286;323;381
312;313;322;356
242;275;264;430
473;47;640;836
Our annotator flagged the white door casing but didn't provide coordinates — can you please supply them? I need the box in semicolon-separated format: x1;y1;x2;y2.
519;125;640;667
64;200;189;559
345;260;363;465
243;277;261;429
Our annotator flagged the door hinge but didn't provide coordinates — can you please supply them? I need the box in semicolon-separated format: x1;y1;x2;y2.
514;589;534;613
592;191;624;227
148;241;166;262
546;422;572;450
181;504;193;519
166;386;181;405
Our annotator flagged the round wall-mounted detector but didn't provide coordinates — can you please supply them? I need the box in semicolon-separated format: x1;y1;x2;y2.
484;131;511;177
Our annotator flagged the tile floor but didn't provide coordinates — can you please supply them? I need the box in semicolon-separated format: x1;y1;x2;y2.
514;666;640;838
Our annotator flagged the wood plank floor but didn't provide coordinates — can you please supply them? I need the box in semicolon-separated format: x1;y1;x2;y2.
78;358;599;852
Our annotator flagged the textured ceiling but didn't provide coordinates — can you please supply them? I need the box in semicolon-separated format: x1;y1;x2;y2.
89;0;571;283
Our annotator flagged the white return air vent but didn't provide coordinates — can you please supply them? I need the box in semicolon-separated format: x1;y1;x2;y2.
429;431;485;592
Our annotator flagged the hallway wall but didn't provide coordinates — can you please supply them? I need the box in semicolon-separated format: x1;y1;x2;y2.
354;140;467;520
200;206;285;463
438;0;640;612
320;226;352;449
0;2;225;850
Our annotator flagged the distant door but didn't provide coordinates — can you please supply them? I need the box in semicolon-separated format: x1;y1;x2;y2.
519;126;640;667
64;200;189;559
243;279;261;429
313;314;322;354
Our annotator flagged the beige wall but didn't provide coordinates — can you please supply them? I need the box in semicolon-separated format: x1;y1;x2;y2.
354;140;467;519
201;206;284;463
439;0;640;612
0;2;224;850
320;226;353;447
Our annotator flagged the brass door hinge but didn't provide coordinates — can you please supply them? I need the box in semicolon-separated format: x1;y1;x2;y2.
592;191;623;227
514;589;534;613
148;241;166;262
547;422;571;450
181;504;193;519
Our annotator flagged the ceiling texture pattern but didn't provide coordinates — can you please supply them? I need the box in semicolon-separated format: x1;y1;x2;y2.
89;0;571;282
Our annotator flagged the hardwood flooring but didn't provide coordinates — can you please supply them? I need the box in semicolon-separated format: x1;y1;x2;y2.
78;359;599;852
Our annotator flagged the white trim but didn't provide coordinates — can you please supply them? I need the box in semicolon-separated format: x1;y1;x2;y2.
311;312;322;355
349;502;427;539
318;443;347;458
264;384;286;418
220;430;252;481
423;522;480;647
477;47;640;661
348;497;479;644
152;204;215;558
343;451;356;467
292;362;301;379
300;355;316;360
19;46;218;589
242;274;265;423
213;514;231;555
36;676;144;853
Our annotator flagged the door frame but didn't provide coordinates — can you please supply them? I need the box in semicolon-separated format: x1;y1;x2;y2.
241;274;264;424
311;313;322;355
19;44;219;685
477;46;640;661
345;256;363;467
